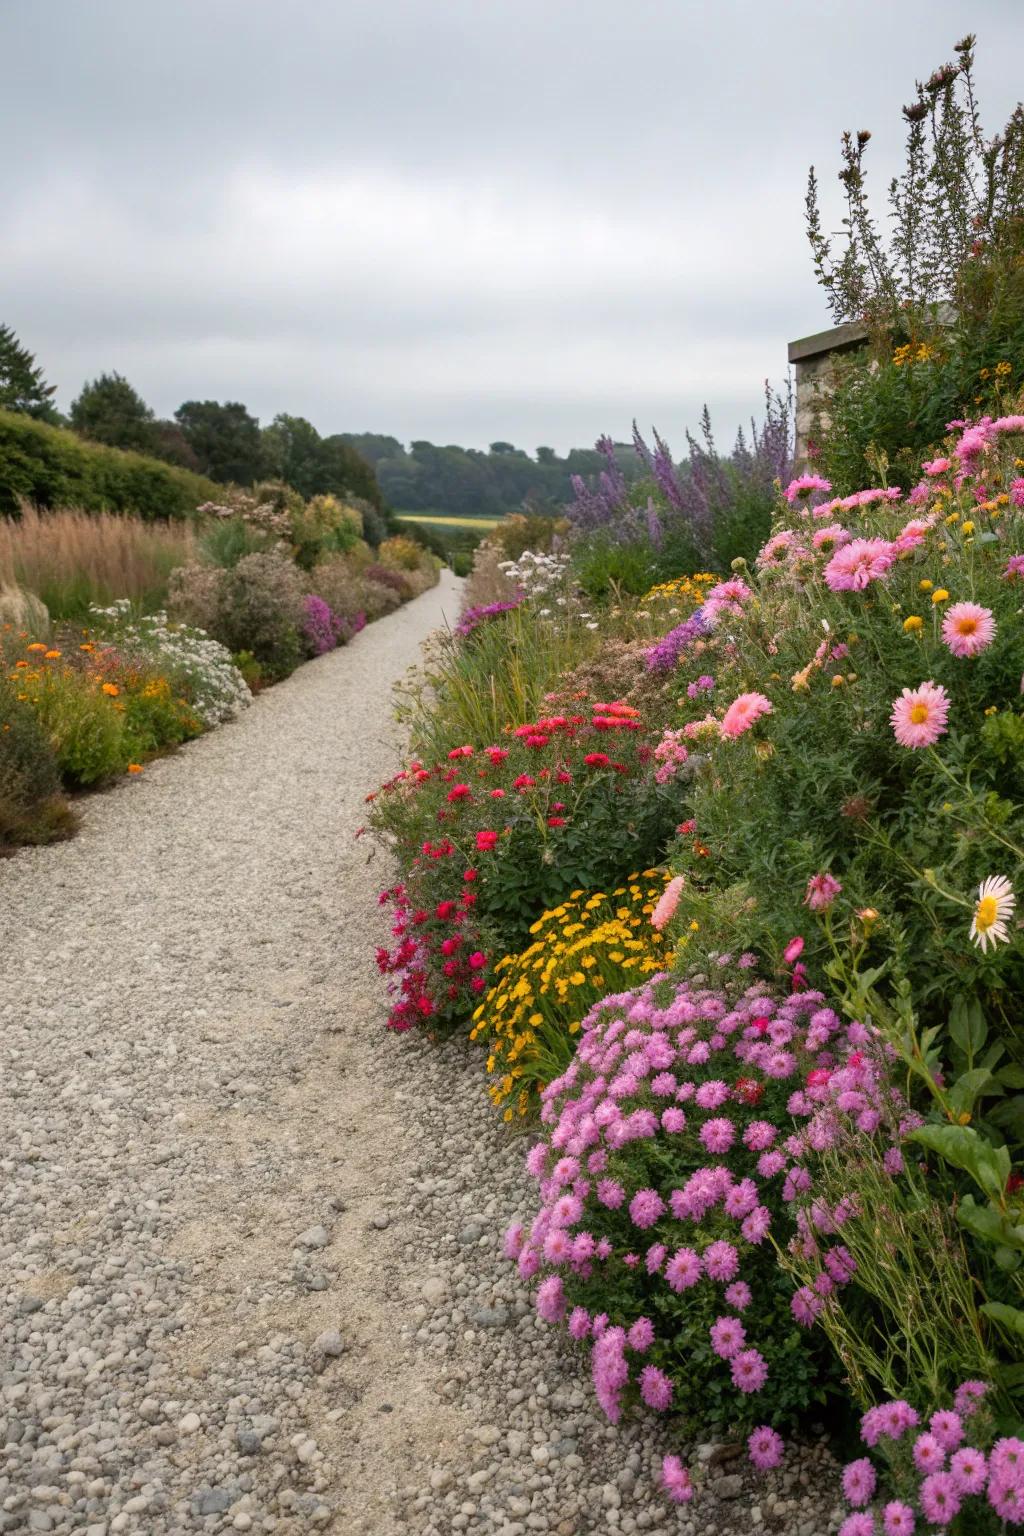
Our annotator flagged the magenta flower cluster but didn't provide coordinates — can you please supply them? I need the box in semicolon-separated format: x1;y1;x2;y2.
302;592;352;655
836;1381;1022;1532
503;967;883;1445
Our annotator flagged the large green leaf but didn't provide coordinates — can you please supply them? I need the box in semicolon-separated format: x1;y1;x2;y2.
982;1301;1024;1339
910;1122;1012;1204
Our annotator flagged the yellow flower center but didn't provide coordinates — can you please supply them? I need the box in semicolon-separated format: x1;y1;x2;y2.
909;703;930;724
956;617;977;635
974;896;999;933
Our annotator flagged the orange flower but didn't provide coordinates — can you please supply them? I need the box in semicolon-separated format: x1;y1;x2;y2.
101;682;120;697
79;642;95;653
26;641;47;652
127;763;143;774
44;649;61;659
14;659;28;669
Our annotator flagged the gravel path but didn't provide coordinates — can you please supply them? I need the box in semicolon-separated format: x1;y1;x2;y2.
1;569;840;1536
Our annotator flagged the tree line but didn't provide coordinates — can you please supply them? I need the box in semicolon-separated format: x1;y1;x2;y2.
0;323;655;520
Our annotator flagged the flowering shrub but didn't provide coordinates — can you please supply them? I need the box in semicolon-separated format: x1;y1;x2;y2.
169;551;306;681
301;593;349;655
369;702;679;1032
508;970;848;1439
455;595;525;638
831;1382;1020;1535
88;601;251;726
470;873;675;1119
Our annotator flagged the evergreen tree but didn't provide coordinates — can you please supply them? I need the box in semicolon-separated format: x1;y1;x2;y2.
70;372;156;452
0;323;57;418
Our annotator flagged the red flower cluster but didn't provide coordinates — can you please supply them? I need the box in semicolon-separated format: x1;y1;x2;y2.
369;697;667;1033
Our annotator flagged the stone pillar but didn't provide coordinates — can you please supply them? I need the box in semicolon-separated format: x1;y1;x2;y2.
788;320;869;470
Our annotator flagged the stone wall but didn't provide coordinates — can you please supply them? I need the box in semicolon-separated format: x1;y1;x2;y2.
788;320;868;468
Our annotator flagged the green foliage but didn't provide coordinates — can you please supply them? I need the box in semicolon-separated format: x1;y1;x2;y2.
27;668;129;787
572;533;658;597
340;432;649;519
261;414;382;509
0;675;75;848
0;409;220;519
0;323;56;419
70;371;156;453
174;399;266;484
199;517;277;570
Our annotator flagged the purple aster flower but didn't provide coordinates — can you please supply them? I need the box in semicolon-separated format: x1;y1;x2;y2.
842;1459;876;1508
748;1426;784;1471
639;1365;674;1411
731;1348;769;1393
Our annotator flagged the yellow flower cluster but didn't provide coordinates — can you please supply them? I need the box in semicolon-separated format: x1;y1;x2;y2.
470;872;676;1120
641;573;717;605
892;341;937;367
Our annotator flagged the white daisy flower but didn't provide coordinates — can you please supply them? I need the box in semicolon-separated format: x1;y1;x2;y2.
969;875;1016;953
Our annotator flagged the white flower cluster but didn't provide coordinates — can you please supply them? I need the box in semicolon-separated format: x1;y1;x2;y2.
498;549;573;601
498;549;598;625
89;602;252;726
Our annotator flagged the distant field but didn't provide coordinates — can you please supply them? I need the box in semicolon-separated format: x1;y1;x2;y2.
396;513;502;530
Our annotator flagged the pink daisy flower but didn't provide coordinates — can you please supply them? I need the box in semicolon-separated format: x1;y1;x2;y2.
709;1315;746;1359
881;1501;916;1534
785;472;832;502
949;1446;987;1495
919;1471;960;1526
812;523;852;552
639;1364;673;1410
661;1455;693;1504
721;691;773;739
843;1458;876;1507
748;1426;784;1470
890;680;950;749
824;537;895;591
731;1348;769;1393
664;1247;702;1292
941;601;996;658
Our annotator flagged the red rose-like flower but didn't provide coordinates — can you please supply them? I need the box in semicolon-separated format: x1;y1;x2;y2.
583;752;611;767
476;830;499;851
547;816;567;827
448;745;474;758
734;1077;764;1106
463;868;477;882
446;783;471;801
514;774;535;790
469;951;487;969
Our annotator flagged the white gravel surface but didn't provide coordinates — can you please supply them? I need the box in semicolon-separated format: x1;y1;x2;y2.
1;569;840;1535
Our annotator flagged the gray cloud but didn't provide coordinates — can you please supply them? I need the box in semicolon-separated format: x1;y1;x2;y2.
4;0;1023;451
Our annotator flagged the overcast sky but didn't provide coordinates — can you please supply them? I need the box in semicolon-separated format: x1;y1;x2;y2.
4;1;1023;455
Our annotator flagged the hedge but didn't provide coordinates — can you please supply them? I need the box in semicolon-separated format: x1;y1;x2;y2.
0;410;221;520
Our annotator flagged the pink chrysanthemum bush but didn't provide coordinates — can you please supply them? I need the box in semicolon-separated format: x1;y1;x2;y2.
831;1382;1022;1535
506;970;851;1440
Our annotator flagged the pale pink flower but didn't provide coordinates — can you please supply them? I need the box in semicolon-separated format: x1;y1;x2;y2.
651;875;684;932
941;601;996;658
890;680;950;749
785;473;832;502
805;872;842;912
824;537;895;591
923;456;950;476
721;692;773;739
812;523;851;552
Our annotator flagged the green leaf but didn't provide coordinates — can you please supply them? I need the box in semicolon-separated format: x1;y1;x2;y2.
981;1301;1024;1338
948;995;987;1061
909;1123;1011;1201
947;1068;997;1117
999;1066;1024;1090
